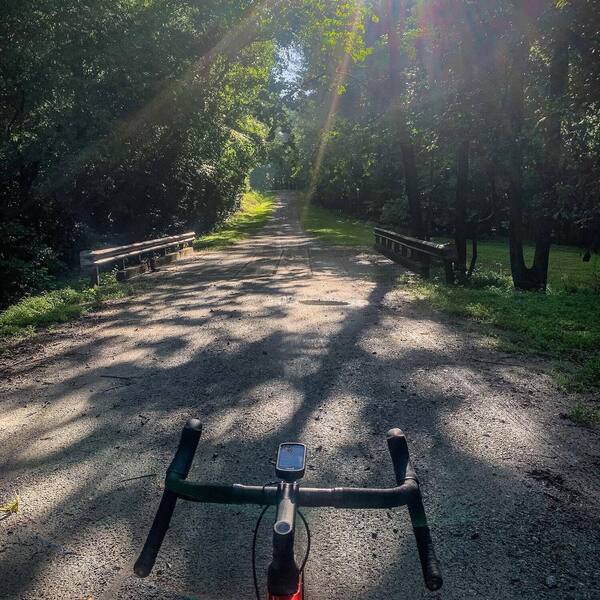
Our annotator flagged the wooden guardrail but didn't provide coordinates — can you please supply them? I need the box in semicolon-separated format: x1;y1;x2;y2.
80;232;195;285
374;226;456;284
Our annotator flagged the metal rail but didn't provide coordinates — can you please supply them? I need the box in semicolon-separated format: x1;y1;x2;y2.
374;226;456;283
80;232;195;284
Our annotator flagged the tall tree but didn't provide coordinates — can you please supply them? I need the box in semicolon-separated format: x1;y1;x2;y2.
385;0;425;238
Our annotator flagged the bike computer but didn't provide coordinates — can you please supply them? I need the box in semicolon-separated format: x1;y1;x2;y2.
275;442;306;481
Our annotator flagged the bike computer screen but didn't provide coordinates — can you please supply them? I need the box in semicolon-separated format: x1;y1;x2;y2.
275;443;306;481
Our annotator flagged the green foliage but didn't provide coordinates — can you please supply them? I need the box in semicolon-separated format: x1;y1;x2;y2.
193;191;274;250
0;274;134;338
301;201;600;390
568;403;600;428
0;1;285;307
0;222;63;306
299;199;373;246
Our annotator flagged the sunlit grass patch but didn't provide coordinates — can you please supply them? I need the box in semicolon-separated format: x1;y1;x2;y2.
0;494;20;518
411;277;600;357
410;277;600;390
0;288;84;333
299;199;373;246
300;202;600;391
0;273;136;339
193;190;275;250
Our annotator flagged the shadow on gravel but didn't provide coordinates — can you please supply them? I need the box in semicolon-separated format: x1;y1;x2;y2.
1;197;599;599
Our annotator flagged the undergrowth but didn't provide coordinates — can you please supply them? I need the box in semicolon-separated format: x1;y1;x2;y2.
0;273;137;340
194;190;274;250
300;200;600;424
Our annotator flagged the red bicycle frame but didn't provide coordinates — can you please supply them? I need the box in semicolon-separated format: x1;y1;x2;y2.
268;579;302;600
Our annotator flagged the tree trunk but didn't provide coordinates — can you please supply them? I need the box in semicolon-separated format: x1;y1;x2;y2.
532;28;569;289
467;235;478;279
487;161;498;236
454;139;470;281
385;0;425;238
507;31;568;291
507;40;540;290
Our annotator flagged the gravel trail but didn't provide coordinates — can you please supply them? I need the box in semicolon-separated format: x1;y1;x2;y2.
1;192;599;600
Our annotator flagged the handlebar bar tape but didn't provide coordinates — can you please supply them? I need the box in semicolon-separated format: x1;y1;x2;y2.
134;419;202;577
386;429;443;591
167;418;202;479
407;493;443;591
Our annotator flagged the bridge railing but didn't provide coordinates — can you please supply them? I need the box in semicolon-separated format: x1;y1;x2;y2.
374;226;456;284
80;232;195;285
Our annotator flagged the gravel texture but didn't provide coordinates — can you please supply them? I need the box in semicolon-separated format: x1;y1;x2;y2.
1;192;599;600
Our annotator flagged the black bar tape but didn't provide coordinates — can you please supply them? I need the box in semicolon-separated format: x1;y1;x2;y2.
386;428;443;591
134;419;202;577
134;490;177;577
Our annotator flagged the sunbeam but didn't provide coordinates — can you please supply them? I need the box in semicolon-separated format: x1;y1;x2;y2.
307;0;365;203
39;0;283;196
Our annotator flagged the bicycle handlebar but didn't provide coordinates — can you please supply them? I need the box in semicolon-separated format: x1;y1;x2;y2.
133;419;202;577
134;420;442;591
387;429;442;591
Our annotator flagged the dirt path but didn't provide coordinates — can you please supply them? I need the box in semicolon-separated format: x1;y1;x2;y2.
1;192;599;600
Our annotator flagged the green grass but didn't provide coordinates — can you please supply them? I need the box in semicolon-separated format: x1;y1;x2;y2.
300;200;600;402
193;190;275;250
433;237;599;293
1;190;274;342
299;200;373;246
0;273;136;340
410;276;600;390
568;403;600;428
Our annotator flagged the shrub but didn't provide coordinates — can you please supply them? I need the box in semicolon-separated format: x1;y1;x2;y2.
0;288;84;335
0;222;63;308
467;269;513;291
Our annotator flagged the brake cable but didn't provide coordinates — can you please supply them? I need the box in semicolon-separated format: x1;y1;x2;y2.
297;509;311;600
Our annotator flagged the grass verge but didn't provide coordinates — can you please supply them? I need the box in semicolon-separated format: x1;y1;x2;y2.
193;190;275;250
300;200;600;424
568;403;600;428
0;273;138;341
299;199;373;246
410;274;600;392
0;190;274;343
